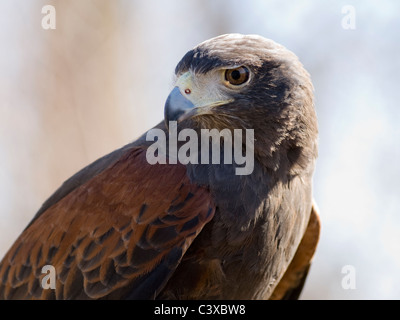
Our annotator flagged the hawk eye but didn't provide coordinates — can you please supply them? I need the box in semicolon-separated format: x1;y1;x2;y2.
225;66;250;86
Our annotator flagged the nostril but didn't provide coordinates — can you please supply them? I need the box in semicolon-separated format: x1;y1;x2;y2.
184;88;191;94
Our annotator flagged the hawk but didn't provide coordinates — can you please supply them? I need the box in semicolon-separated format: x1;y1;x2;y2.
0;34;320;300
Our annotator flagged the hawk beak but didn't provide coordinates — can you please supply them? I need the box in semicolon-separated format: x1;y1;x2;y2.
164;86;195;129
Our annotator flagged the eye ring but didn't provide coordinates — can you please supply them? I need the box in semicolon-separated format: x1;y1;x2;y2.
224;66;250;86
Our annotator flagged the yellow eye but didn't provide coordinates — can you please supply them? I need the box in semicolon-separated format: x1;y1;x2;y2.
224;66;250;86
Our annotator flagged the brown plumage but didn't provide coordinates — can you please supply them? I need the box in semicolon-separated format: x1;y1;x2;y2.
269;202;320;300
0;34;320;299
0;148;214;299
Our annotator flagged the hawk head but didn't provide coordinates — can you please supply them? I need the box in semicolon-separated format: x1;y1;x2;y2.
165;33;318;174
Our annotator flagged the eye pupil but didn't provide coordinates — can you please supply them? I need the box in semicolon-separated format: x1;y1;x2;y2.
225;66;250;86
231;70;241;80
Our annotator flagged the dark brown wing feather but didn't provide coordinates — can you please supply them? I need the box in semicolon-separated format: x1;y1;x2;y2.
0;147;215;299
269;201;320;300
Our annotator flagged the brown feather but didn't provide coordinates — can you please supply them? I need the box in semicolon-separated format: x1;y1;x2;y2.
0;147;215;299
269;201;321;300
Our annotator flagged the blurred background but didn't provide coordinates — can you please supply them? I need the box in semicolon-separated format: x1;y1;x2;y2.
0;0;399;299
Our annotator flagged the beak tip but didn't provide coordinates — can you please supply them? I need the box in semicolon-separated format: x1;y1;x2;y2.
164;87;195;125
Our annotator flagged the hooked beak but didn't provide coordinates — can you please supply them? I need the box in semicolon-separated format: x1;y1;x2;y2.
164;87;195;129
